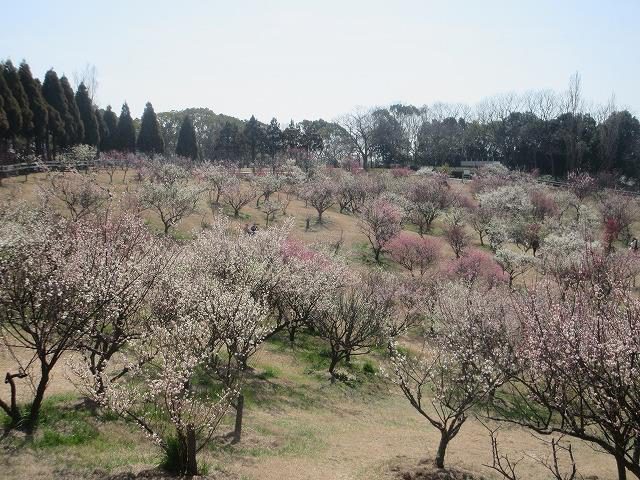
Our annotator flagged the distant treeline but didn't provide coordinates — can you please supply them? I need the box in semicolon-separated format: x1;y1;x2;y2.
2;61;639;179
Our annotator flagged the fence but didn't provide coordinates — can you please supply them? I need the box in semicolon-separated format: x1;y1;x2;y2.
0;160;95;178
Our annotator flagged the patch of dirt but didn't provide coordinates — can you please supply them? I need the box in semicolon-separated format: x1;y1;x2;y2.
389;458;485;480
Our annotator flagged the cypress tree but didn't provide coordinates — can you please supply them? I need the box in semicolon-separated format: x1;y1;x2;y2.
282;120;301;149
136;101;164;155
175;114;198;160
3;60;33;136
243;115;263;164
60;75;84;144
42;69;72;149
213;121;244;162
116;102;136;153
0;95;9;139
265;117;283;160
19;62;48;155
75;83;99;146
95;108;108;153
101;105;118;151
0;66;22;141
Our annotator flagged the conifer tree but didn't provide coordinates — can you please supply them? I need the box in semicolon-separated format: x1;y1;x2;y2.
264;117;283;160
19;61;48;155
60;75;84;144
0;95;9;139
243;115;263;165
282;120;301;149
116;102;136;153
175;114;198;159
42;69;72;149
75;83;99;146
0;66;22;141
101;105;118;151
136;102;164;155
95;108;108;152
3;60;33;136
213;121;244;162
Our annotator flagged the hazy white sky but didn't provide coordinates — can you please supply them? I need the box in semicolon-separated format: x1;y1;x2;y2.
3;0;639;123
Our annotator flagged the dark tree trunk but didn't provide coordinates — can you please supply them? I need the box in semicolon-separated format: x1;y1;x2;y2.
185;424;198;475
25;367;50;433
328;354;340;383
288;324;297;345
232;393;244;443
434;431;450;469
615;455;627;480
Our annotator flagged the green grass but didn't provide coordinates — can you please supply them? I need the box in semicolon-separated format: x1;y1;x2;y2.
258;365;281;379
234;419;326;458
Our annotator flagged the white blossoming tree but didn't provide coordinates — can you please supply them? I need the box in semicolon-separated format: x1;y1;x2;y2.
387;282;514;469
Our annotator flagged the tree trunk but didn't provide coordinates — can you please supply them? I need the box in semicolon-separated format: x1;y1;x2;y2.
232;393;244;444
25;367;50;433
615;455;627;480
288;324;297;345
434;431;450;469
328;354;340;383
185;424;198;475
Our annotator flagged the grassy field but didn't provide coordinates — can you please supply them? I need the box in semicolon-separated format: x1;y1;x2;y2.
0;171;621;479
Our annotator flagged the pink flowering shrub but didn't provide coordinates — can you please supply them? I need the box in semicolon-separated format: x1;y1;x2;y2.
389;233;440;276
359;197;403;263
443;249;507;287
390;167;412;178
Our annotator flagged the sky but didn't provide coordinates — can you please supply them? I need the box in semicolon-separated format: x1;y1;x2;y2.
2;0;639;123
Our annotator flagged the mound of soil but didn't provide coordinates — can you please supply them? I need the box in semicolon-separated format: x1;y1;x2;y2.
391;458;485;480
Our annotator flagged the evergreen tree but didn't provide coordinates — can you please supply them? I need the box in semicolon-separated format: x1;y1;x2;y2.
60;75;83;144
0;95;9;139
213;121;244;162
42;69;72;149
264;117;283;160
136;101;164;155
243;115;264;164
75;82;99;146
175;114;198;159
116;102;136;153
3;60;33;136
19;61;48;155
282;120;301;149
101;105;118;151
95;108;108;152
0;66;22;141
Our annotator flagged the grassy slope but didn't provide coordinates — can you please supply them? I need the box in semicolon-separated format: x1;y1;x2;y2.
0;171;620;480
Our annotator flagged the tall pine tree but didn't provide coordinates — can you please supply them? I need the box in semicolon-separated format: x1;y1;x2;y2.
175;114;198;160
3;60;33;137
116;103;136;153
264;117;283;162
60;75;83;145
243;115;264;165
0;95;9;141
42;69;72;150
75;83;99;146
19;61;48;155
282;120;301;149
95;108;108;153
0;66;22;142
136;102;164;155
213;121;244;162
101;105;118;151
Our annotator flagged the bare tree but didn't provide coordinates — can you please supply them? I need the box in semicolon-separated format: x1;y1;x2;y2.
338;107;376;170
73;63;99;103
